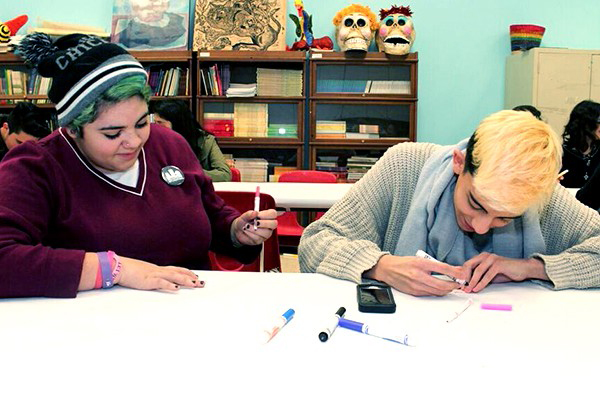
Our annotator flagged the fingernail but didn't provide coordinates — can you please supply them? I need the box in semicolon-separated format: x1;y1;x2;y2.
200;281;205;286
256;221;260;227
244;224;250;230
174;285;180;289
192;280;196;284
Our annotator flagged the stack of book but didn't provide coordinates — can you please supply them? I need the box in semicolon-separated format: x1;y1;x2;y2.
346;156;379;182
226;83;257;97
233;103;268;137
203;113;234;137
257;68;303;97
267;124;297;138
234;158;269;182
315;159;348;182
271;166;298;182
346;124;380;139
316;120;346;139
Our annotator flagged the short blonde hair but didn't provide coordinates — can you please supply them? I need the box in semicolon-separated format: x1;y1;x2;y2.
465;110;562;214
332;4;379;30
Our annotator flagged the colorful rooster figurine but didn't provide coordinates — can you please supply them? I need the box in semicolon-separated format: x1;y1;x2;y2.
0;15;28;43
288;0;332;51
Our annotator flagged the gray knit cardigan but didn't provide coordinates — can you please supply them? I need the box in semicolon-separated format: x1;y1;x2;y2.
298;142;600;290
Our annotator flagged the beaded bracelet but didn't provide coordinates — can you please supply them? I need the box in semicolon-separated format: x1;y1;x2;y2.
107;251;122;283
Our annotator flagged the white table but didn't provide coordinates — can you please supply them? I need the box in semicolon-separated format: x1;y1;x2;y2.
1;271;598;399
213;181;353;210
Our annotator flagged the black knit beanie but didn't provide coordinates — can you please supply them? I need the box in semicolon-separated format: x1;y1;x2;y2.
17;33;147;126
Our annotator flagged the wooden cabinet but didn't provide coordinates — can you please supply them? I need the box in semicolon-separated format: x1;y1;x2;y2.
505;47;600;135
196;51;307;174
308;51;418;181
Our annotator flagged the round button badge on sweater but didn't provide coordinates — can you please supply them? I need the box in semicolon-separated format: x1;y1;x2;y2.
161;166;185;186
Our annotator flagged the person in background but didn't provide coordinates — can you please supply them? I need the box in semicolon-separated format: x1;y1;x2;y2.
512;104;542;120
151;99;231;182
559;100;600;209
299;110;600;296
0;101;52;160
0;33;276;298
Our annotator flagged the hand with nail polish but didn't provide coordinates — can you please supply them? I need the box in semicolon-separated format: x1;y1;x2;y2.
231;209;278;246
113;256;204;292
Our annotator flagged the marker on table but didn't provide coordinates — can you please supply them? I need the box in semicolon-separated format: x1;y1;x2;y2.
481;303;512;311
338;317;414;346
318;307;346;342
254;186;260;231
416;250;469;286
263;308;295;343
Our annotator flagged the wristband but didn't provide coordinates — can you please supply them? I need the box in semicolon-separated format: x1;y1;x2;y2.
97;251;113;289
94;261;103;290
107;251;122;283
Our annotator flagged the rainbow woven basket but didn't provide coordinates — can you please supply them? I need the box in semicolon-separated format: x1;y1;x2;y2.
509;24;545;51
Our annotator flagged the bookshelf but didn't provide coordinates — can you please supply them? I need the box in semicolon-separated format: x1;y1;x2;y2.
308;51;418;182
196;51;307;180
0;51;192;111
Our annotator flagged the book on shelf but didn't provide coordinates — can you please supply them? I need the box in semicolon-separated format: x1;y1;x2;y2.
203;113;234;137
272;166;299;182
359;124;379;134
233;103;267;137
256;68;303;97
317;79;368;93
316;120;346;134
233;158;269;182
345;132;380;139
315;132;346;139
267;124;297;138
226;83;257;97
146;66;188;96
346;156;379;182
365;80;411;94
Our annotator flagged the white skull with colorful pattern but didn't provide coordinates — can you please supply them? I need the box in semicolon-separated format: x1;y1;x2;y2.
333;4;378;52
376;5;415;55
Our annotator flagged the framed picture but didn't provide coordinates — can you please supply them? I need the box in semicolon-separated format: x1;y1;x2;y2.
193;0;286;51
111;0;189;50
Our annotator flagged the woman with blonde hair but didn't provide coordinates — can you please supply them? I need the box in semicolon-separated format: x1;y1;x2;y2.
299;110;600;296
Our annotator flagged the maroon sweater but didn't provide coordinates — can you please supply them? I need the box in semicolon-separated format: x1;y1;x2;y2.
0;124;260;298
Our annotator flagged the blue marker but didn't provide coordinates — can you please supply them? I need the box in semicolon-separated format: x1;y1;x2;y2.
263;308;295;343
338;317;414;346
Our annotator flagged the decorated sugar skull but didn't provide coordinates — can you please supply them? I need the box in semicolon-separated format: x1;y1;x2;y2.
332;4;378;52
376;5;415;55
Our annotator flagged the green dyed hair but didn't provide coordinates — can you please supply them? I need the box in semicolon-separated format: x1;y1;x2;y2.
68;75;151;136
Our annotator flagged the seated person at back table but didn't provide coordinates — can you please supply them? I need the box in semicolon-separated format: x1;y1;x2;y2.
1;102;52;160
151;99;231;182
299;110;600;296
0;33;276;298
559;100;600;210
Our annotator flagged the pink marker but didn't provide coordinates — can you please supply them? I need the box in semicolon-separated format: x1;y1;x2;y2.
481;303;512;311
254;186;260;231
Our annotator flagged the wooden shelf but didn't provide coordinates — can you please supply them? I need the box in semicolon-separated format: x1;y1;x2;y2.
308;51;418;63
197;50;306;62
129;50;192;62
